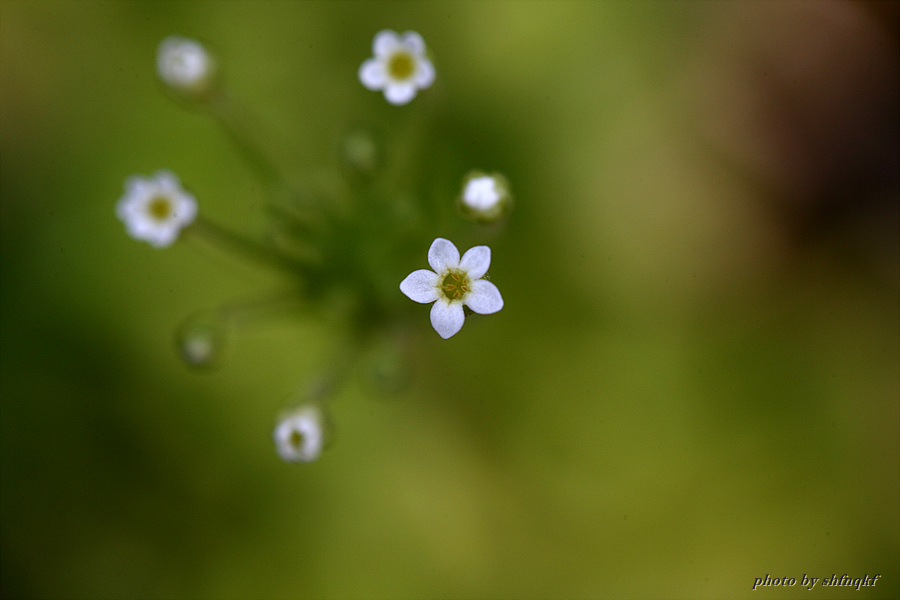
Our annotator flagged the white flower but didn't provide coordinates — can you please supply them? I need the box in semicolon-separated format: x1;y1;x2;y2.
459;171;512;222
359;30;435;105
273;406;326;463
400;238;504;339
116;170;197;248
157;36;215;94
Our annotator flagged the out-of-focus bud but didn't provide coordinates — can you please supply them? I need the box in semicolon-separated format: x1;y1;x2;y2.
157;36;217;99
457;171;512;223
339;127;383;182
176;311;227;369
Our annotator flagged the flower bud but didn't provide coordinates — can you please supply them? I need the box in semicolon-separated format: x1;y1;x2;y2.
157;36;217;99
175;311;227;369
339;127;383;182
457;171;512;223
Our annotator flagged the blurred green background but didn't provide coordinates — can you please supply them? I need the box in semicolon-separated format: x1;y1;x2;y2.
2;2;898;599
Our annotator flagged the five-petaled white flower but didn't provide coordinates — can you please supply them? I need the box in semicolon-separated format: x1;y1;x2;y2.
359;30;435;105
157;36;215;94
400;238;503;339
460;171;512;222
273;406;326;463
116;170;197;248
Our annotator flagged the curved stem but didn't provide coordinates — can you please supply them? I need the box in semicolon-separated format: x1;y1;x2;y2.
306;332;365;405
214;289;306;328
187;215;306;275
206;90;289;195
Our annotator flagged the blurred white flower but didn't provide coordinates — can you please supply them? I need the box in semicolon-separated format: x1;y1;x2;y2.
359;30;434;105
116;170;197;248
459;171;511;222
400;238;503;339
157;36;215;94
273;406;326;463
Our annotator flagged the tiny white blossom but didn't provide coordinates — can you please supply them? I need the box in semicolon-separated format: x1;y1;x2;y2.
359;30;434;105
459;171;512;222
157;36;215;94
400;238;503;339
273;406;326;463
116;170;197;248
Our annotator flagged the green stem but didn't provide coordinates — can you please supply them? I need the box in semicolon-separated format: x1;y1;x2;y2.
187;215;306;275
306;331;366;405
206;90;289;196
215;290;306;328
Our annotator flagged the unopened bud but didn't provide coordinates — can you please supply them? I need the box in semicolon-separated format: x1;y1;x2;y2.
339;127;383;182
458;171;512;223
157;36;217;99
176;311;227;369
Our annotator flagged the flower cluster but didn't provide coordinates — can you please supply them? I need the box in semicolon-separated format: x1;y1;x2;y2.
117;32;511;463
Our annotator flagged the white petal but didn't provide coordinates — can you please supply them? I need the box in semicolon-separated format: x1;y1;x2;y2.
373;30;401;57
154;170;180;191
430;300;465;339
400;269;440;303
122;216;150;239
173;193;198;224
359;59;386;90
384;83;417;105
125;176;151;196
428;238;460;273
148;227;178;248
465;279;503;314
414;57;435;88
401;31;426;54
459;245;491;280
116;195;136;220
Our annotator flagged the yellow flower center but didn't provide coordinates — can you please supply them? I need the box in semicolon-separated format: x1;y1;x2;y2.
441;270;471;301
388;51;415;81
147;195;174;221
289;429;305;451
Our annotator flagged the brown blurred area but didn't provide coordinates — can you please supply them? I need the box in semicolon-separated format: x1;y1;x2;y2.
688;1;898;272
